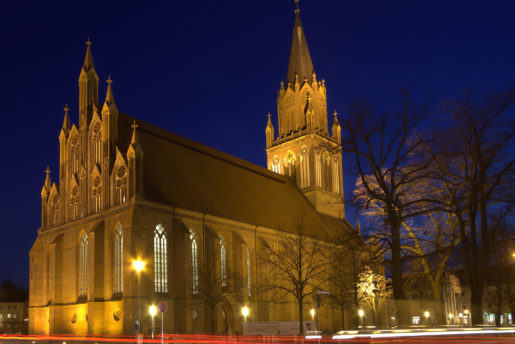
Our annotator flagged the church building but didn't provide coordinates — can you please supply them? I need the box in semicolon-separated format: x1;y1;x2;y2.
29;5;356;335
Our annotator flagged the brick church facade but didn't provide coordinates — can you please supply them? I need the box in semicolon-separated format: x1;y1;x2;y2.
29;6;357;335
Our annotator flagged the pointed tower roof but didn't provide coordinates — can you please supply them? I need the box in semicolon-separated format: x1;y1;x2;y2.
286;2;315;87
83;38;95;72
62;104;71;131
44;166;52;190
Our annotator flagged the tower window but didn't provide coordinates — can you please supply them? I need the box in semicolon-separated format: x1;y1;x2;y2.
79;233;88;298
272;156;280;173
315;153;322;187
154;223;168;293
50;194;60;227
113;225;123;295
300;147;309;187
70;185;79;221
70;135;79;175
92;122;102;165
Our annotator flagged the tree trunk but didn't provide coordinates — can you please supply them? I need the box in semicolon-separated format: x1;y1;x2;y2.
298;297;304;334
470;285;484;326
340;304;345;330
391;219;409;327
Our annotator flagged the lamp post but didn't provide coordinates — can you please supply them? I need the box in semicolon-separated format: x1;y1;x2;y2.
241;306;249;335
149;305;157;338
310;308;316;332
358;309;364;329
424;311;430;327
448;313;454;327
132;259;145;334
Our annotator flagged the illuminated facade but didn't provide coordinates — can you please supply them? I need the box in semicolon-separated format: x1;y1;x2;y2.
29;7;354;335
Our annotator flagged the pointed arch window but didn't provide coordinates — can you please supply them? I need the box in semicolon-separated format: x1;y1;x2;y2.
220;238;227;287
154;223;168;293
189;230;199;295
300;147;309;187
246;246;251;297
272;156;280;173
115;165;127;205
70;185;79;221
332;160;340;193
315;153;322;187
79;233;88;297
92;176;102;213
113;225;123;295
92;122;102;165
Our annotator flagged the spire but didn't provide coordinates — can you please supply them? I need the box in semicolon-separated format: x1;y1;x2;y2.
44;166;52;190
131;120;139;145
83;38;95;72
286;1;315;87
102;75;118;114
62;104;70;131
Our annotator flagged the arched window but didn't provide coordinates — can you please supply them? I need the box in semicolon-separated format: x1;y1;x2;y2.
154;223;168;293
315;153;322;187
92;176;102;213
332;160;340;193
113;225;123;295
300;147;309;187
70;185;79;221
246;246;251;297
79;233;88;297
189;230;199;295
220;238;227;287
92;122;102;165
272;156;280;173
115;165;127;205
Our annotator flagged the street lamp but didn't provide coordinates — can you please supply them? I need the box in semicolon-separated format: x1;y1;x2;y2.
464;309;471;325
448;313;454;327
424;311;430;327
310;308;316;333
132;259;146;334
358;309;364;329
149;305;157;338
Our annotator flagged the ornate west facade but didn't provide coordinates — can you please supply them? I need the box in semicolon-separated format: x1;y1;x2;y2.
29;7;355;336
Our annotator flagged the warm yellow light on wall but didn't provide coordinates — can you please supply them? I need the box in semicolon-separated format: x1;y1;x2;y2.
132;259;145;272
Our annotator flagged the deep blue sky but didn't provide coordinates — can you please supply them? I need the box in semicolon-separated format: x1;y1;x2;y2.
1;0;514;288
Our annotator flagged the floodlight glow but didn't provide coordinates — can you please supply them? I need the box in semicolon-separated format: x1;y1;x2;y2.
149;305;157;317
358;309;364;317
132;259;145;272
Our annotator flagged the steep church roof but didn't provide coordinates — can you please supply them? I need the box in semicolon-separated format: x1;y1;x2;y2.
116;113;353;242
286;11;315;87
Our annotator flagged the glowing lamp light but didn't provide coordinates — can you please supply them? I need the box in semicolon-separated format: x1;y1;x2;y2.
242;306;249;317
449;313;453;319
464;309;469;314
358;309;364;317
424;311;430;318
149;305;157;317
132;259;145;272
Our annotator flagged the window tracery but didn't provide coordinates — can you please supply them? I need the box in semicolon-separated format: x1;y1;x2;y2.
189;230;199;295
220;238;227;287
70;185;79;221
154;223;168;293
79;233;88;297
92;122;102;165
115;165;127;205
92;176;102;213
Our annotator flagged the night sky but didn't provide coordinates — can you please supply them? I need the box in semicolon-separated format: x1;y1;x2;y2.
1;0;514;288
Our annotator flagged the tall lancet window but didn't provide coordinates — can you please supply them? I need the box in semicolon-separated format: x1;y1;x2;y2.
332;160;340;193
246;246;251;297
92;176;102;213
115;165;128;205
315;153;322;187
189;230;199;295
113;225;123;295
154;223;168;293
79;233;88;298
300;147;309;187
220;238;227;287
272;156;280;173
70;186;80;221
92;122;102;165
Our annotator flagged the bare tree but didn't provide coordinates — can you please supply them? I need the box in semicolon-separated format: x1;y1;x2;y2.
425;87;515;324
342;92;432;326
357;266;392;328
260;220;329;334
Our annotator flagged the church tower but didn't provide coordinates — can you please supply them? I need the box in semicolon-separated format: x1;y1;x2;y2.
266;2;344;219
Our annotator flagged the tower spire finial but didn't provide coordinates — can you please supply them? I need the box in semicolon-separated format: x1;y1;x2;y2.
294;0;300;14
62;104;70;131
83;38;95;71
44;166;51;189
131;120;139;144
